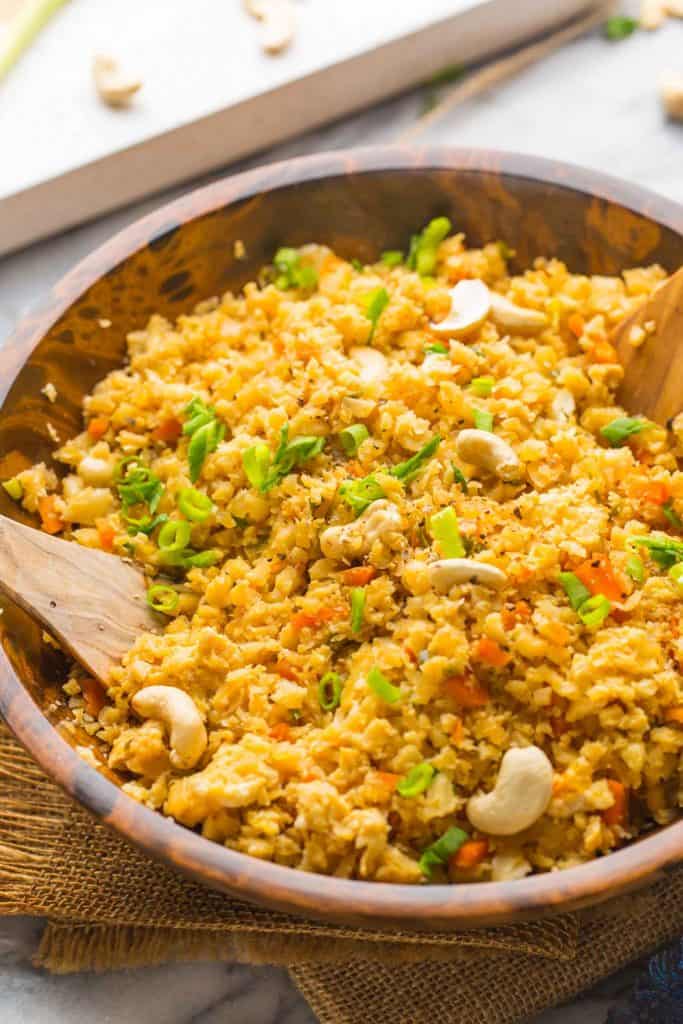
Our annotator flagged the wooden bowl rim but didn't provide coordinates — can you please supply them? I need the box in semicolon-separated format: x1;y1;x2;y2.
2;146;683;930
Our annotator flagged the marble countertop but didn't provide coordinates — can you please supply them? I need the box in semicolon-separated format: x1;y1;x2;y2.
0;3;682;1021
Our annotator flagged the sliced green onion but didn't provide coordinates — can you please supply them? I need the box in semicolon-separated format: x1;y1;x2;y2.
273;247;318;291
451;464;468;494
407;217;451;277
600;417;649;448
2;478;23;501
158;519;192;553
470;376;495;397
242;428;326;494
625;555;644;583
663;500;683;530
390;435;441;485
146;584;179;615
351;258;363;271
178;487;214;523
350;587;366;634
183;397;217;436
339;475;386;516
578;594;611;628
472;408;494;433
243;443;271;491
0;0;70;82
123;512;168;537
629;535;683;568
318;671;343;711
381;250;403;268
364;286;390;342
396;762;436;798
184;548;220;568
339;423;369;456
418;826;468;878
367;666;401;704
429;507;465;558
669;563;683;589
558;571;592;611
425;342;449;355
114;458;164;513
604;15;637;40
188;420;224;483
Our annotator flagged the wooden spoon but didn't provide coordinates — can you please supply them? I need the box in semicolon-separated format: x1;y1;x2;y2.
612;266;683;426
0;513;156;681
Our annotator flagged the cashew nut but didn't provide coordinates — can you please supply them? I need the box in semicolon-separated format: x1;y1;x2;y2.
320;499;402;562
665;0;683;15
429;279;491;338
349;346;388;384
93;55;142;108
660;71;683;120
428;558;507;591
550;389;575;422
489;292;547;335
466;746;554;836
455;428;521;481
640;0;666;28
243;0;296;53
131;685;207;771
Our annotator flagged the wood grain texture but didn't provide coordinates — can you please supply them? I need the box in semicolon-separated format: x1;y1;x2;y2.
612;267;683;426
0;514;155;681
0;148;682;931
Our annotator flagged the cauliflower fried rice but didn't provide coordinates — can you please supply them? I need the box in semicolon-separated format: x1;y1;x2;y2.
12;222;683;884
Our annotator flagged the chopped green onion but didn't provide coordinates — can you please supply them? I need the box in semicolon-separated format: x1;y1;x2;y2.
146;584;179;615
350;587;366;634
429;507;465;558
183;397;218;436
663;500;683;530
418;826;468;878
669;563;683;589
351;258;363;271
407;217;451;277
604;15;637;40
2;478;23;501
178;487;214;523
242;427;325;493
339;423;369;456
381;250;403;268
629;534;683;568
472;408;494;433
396;762;436;798
243;443;271;491
115;458;164;513
600;417;649;448
364;286;390;342
578;594;611;628
318;672;343;712
558;571;592;611
273;247;318;291
470;376;495;397
123;512;168;536
366;666;401;704
188;420;224;483
425;342;449;355
390;435;441;485
158;519;192;553
183;548;220;568
0;0;70;82
625;555;644;583
339;475;386;516
451;464;468;494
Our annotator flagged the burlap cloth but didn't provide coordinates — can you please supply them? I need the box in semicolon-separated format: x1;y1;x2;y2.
0;721;681;1023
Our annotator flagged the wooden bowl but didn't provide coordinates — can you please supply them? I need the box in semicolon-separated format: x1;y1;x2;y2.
1;147;682;931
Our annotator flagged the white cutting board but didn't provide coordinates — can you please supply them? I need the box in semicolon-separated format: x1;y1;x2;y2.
0;0;597;256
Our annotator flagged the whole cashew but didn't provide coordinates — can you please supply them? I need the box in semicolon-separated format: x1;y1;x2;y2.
429;558;507;591
640;0;666;28
660;71;683;120
455;429;521;481
489;292;547;335
349;346;388;384
429;279;491;338
131;685;207;771
244;0;296;53
93;55;142;108
320;499;402;562
466;746;554;836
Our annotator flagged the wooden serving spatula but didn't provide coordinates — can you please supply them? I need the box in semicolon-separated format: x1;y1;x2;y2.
0;513;156;681
612;266;683;426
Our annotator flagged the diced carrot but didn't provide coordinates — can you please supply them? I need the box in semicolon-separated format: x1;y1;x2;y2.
87;417;110;440
443;674;489;708
552;774;571;796
291;607;346;631
404;645;419;665
96;519;116;551
575;557;626;603
275;659;300;682
473;637;511;668
80;676;106;718
269;722;291;742
664;706;683;725
502;601;531;631
589;340;618;364
451;717;463;744
38;495;63;535
603;779;628;827
451;838;489;869
567;313;585;338
629;479;671;505
152;417;182;443
341;566;377;587
345;460;365;478
544;621;571;646
374;771;399;791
